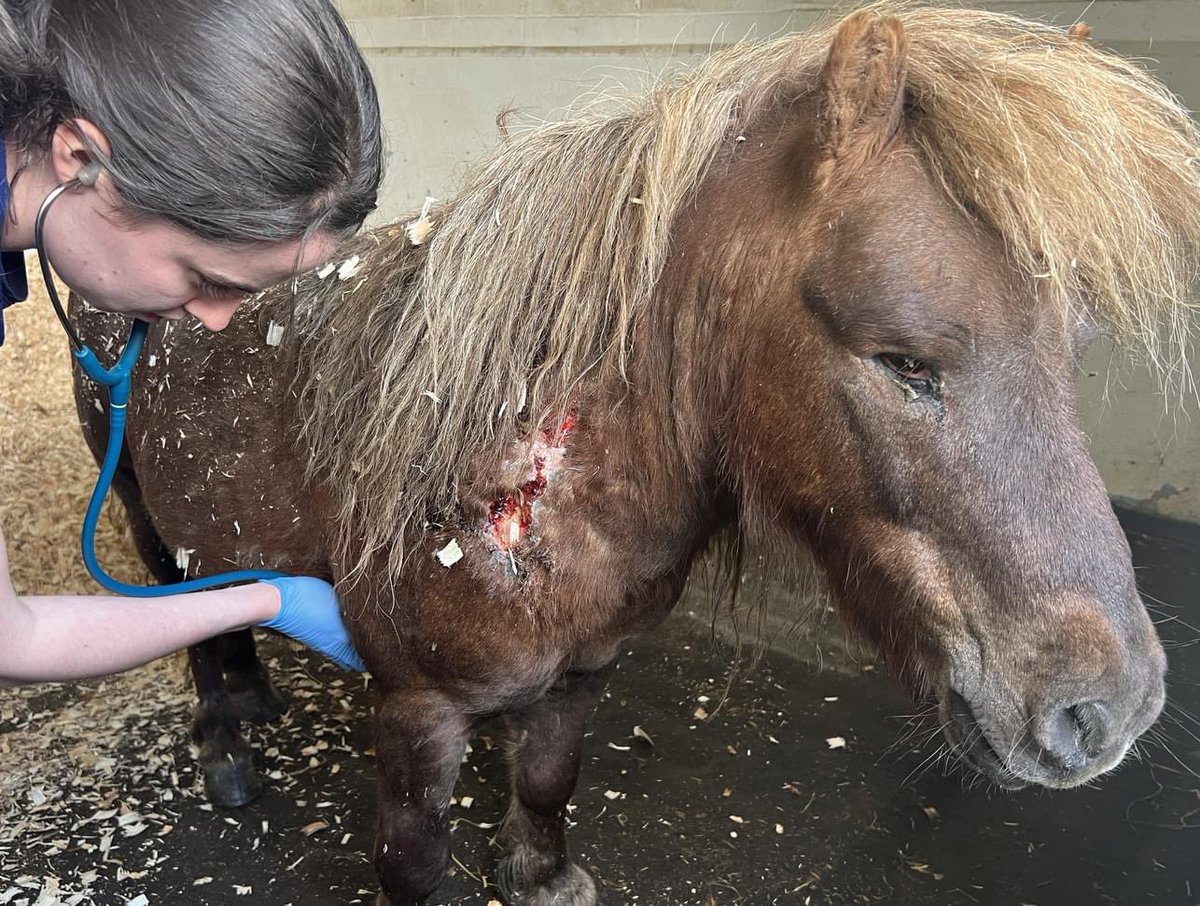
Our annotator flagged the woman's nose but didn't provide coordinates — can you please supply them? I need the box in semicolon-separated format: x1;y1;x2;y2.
184;298;241;331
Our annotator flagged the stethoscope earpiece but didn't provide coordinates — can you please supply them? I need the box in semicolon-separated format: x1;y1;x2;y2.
75;162;102;187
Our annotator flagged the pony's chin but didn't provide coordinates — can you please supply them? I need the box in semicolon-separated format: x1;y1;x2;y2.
940;689;1029;791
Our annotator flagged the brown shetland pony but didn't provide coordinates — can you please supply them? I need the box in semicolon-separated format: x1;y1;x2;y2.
72;4;1200;904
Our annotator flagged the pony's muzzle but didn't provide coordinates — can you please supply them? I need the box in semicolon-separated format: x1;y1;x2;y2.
1027;683;1164;787
944;650;1166;790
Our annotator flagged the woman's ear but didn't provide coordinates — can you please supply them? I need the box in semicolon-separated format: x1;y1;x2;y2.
49;118;112;187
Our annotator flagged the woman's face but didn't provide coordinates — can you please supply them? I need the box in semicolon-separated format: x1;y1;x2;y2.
38;179;339;331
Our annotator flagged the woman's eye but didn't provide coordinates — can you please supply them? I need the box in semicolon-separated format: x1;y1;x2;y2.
198;279;247;301
878;352;933;382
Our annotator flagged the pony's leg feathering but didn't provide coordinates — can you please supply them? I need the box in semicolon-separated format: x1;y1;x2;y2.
497;664;614;905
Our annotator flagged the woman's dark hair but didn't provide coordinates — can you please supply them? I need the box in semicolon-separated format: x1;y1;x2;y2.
0;0;383;242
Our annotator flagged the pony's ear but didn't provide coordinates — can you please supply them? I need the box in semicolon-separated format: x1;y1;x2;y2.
816;12;908;168
1067;22;1093;41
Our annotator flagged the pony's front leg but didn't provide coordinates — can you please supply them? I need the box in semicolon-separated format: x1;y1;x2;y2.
373;691;470;906
221;629;288;724
187;638;263;807
498;664;615;906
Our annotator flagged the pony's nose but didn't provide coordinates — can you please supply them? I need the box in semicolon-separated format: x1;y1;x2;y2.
1033;701;1109;773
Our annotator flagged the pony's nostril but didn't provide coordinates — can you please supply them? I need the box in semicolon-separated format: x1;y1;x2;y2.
1039;701;1109;771
1069;701;1108;757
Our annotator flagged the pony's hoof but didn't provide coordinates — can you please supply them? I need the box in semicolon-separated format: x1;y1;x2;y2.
227;679;288;724
202;752;263;808
497;855;597;906
373;893;417;906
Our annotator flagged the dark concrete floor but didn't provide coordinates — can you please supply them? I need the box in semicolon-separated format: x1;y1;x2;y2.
6;524;1200;905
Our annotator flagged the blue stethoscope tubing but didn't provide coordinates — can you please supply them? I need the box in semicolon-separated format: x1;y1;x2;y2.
35;175;284;596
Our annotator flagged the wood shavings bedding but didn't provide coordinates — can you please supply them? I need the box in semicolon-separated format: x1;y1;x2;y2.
0;263;366;903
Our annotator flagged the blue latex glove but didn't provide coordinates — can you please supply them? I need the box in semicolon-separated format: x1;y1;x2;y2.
258;577;366;672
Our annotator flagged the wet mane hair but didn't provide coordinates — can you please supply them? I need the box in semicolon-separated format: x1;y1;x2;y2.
289;1;1200;578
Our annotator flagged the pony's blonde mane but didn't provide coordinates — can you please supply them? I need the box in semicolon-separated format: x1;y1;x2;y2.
291;2;1200;578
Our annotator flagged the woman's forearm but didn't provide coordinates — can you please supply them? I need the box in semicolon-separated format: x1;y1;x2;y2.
0;583;281;687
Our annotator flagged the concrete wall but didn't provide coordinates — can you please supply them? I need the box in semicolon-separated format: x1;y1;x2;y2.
337;0;1200;523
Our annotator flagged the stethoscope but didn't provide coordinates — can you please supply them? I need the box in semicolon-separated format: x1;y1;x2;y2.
35;165;284;596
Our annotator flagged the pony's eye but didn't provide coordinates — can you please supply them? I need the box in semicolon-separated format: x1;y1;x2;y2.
878;353;933;382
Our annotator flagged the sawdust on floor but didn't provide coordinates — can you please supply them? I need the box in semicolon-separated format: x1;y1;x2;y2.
0;255;147;596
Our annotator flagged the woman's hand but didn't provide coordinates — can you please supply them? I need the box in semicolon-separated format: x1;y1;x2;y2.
0;525;363;686
259;577;366;672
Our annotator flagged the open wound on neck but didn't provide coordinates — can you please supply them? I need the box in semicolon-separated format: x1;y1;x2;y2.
486;410;578;553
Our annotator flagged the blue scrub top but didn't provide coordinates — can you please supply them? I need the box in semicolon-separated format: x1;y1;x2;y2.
0;135;29;346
